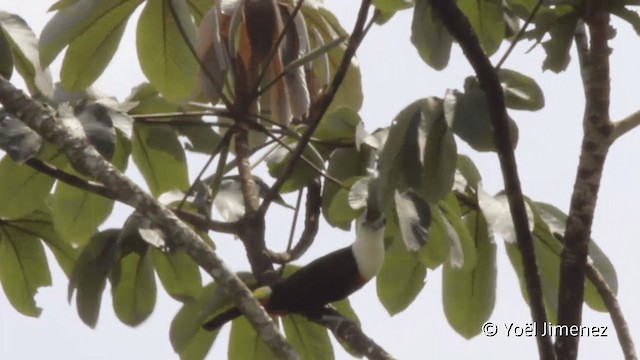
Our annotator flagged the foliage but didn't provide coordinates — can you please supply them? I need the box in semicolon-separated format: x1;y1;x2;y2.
0;0;636;359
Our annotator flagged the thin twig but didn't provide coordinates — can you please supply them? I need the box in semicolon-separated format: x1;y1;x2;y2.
267;177;320;264
428;0;555;358
585;263;637;360
495;0;545;70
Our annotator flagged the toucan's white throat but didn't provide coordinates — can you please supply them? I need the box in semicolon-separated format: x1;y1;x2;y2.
352;217;385;280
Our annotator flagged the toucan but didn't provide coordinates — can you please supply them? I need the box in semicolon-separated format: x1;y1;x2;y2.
202;212;386;330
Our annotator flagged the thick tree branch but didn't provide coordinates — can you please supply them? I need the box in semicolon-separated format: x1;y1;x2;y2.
235;122;279;285
267;177;321;264
555;12;613;359
25;156;239;234
259;0;374;213
0;76;299;360
428;0;555;358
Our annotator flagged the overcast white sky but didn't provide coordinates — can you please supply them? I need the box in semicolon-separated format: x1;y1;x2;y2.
1;1;639;359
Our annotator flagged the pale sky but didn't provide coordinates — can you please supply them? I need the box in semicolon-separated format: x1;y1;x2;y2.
1;1;639;359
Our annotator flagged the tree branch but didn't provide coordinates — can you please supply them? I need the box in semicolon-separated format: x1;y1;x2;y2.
267;177;320;264
555;12;614;359
24;154;239;234
585;263;637;360
311;307;395;360
259;0;374;213
612;109;640;141
0;76;299;360
428;0;554;358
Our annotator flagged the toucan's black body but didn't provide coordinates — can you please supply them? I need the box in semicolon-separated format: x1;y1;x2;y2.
202;214;385;331
203;247;364;330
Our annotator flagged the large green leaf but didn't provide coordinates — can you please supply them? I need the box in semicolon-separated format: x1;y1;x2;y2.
136;0;198;102
0;155;55;218
322;147;368;229
456;0;504;56
0;12;53;97
40;0;142;68
51;179;115;245
131;123;189;196
8;209;79;277
60;0;140;90
152;247;202;302
282;314;334;360
438;193;477;272
228;316;280;360
411;0;453;70
418;204;450;269
170;283;226;359
377;98;450;209
68;229;120;327
444;84;519;152
0;213;52;317
267;139;324;193
442;210;496;339
534;202;618;312
313;107;361;144
110;243;157;326
303;6;363;112
498;69;545;111
376;234;427;315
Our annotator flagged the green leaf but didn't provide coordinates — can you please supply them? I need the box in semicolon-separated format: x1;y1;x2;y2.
445;85;519;152
322;148;368;229
177;123;222;154
394;191;430;251
304;6;363;111
136;0;198;102
411;0;453;70
438;193;477;272
59;0;138;91
534;202;618;312
442;210;496;339
0;26;13;79
152;248;202;302
0;11;54;97
69;229;120;328
267;140;324;193
228;316;280;360
51;177;115;246
187;0;214;23
40;0;143;69
376;233;426;315
127;82;182;114
612;6;640;36
0;214;52;317
541;11;579;72
282;314;334;360
0;153;56;218
498;68;545;111
314;107;361;144
0;110;43;162
131;123;189;196
455;154;482;190
418;205;450;268
417;108;457;203
10;209;79;277
377;98;445;209
374;0;414;12
110;243;157;326
456;0;504;55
